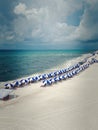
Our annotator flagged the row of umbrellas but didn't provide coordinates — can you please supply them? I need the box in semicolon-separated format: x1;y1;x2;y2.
41;63;90;87
4;57;98;89
41;57;98;87
5;63;80;89
4;63;81;89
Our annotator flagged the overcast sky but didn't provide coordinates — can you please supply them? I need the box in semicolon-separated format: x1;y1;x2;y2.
0;0;98;50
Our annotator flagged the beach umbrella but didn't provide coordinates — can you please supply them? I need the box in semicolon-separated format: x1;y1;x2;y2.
82;66;84;70
49;78;54;84
24;79;29;84
20;79;27;85
55;77;61;81
47;73;52;78
62;69;65;73
66;68;69;72
31;77;36;82
28;77;33;83
40;74;47;79
69;72;73;77
58;70;62;74
53;77;57;82
72;70;76;75
5;83;13;89
21;79;25;84
49;72;55;77
67;73;72;78
68;66;73;71
43;74;48;78
42;80;48;86
33;76;38;81
14;81;22;87
81;66;84;70
73;65;76;69
40;75;44;80
40;74;46;80
36;75;41;81
55;71;59;75
61;69;64;73
75;63;80;68
28;78;31;82
79;67;82;71
51;78;56;83
63;69;66;73
59;75;64;80
36;76;40;81
40;74;45;80
63;74;68;79
47;80;52;85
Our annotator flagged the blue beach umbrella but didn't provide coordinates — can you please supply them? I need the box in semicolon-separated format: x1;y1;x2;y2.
39;75;44;80
72;70;75;75
51;78;56;83
63;69;66;73
59;75;64;80
59;70;62;74
42;80;48;86
43;74;48;79
33;76;38;81
61;69;64;73
27;78;31;83
37;75;40;81
67;73;72;78
5;83;13;89
47;73;52;78
47;80;52;85
70;72;73;77
63;74;68;79
66;68;69;72
14;81;22;87
53;77;58;82
40;74;46;80
20;79;26;85
24;79;29;84
55;77;61;81
55;71;59;75
50;72;55;77
68;67;72;71
28;77;33;82
30;77;36;82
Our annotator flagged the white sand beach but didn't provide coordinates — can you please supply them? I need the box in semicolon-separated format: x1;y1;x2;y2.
0;56;98;130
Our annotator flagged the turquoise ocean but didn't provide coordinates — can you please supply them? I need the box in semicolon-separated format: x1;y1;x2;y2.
0;50;95;86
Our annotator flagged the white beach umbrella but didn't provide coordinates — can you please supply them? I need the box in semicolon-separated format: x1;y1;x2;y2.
5;83;13;89
14;81;22;87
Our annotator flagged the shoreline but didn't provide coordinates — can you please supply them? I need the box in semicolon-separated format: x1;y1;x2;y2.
0;52;93;88
0;52;98;129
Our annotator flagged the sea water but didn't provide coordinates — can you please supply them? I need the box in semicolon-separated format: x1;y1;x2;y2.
0;49;95;87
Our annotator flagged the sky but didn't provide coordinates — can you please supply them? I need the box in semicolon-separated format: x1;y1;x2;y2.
0;0;98;50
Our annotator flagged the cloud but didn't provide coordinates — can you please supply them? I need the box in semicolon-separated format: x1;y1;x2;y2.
13;0;83;43
70;0;98;42
0;0;98;49
14;3;26;15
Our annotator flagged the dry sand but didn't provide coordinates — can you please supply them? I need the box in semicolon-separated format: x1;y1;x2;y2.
0;58;98;130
